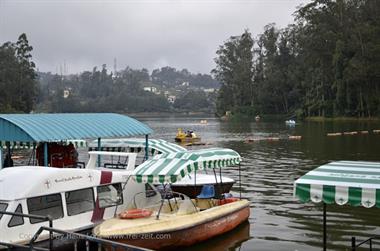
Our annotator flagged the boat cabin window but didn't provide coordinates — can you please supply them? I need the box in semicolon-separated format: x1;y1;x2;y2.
27;194;64;224
96;183;123;208
0;202;8;220
65;188;95;216
8;204;24;227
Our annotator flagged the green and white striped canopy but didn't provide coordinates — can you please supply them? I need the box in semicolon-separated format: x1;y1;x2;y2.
132;148;242;183
294;161;380;208
88;138;186;155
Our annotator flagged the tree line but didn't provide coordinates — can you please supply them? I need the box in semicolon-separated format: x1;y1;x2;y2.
37;66;215;113
213;0;380;118
1;35;216;113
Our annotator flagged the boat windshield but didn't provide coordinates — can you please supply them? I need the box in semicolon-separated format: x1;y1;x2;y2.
0;202;8;220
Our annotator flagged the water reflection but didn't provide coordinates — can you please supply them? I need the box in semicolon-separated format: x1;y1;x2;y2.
184;221;251;251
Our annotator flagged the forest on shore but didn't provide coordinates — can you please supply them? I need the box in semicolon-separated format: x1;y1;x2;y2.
0;35;218;113
1;0;379;118
213;0;380;118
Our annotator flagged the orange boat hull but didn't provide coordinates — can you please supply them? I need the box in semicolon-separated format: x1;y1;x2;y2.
106;206;250;251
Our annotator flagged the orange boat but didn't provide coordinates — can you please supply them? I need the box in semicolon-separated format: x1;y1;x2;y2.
93;148;249;250
94;198;250;250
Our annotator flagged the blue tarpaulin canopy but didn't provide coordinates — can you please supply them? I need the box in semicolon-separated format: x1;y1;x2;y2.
0;113;153;167
0;113;152;142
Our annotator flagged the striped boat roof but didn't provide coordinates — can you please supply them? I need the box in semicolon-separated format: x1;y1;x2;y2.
88;138;186;154
294;161;380;208
132;148;242;184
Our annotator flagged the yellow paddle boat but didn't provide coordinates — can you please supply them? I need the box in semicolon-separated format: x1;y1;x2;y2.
175;128;201;143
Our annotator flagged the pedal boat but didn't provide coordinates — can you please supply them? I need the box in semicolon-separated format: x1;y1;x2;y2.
174;128;201;143
88;138;236;198
94;197;250;250
93;148;249;250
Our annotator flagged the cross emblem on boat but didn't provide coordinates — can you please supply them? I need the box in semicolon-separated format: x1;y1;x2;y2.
45;180;51;189
365;200;372;207
88;174;93;181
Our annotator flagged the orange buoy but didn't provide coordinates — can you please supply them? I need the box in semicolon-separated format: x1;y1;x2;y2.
267;137;280;141
289;135;302;140
343;131;358;135
119;209;153;219
327;132;342;136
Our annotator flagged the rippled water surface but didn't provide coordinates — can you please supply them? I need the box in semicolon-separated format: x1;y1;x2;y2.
135;115;380;251
10;115;380;250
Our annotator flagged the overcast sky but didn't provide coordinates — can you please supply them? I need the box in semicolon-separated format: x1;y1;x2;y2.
0;0;308;75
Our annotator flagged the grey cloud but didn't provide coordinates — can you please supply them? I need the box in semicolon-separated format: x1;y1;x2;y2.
0;0;308;74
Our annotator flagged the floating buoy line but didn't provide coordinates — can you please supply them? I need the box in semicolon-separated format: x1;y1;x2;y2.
327;129;380;137
245;135;302;143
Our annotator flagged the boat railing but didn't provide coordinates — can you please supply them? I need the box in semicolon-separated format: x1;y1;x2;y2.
104;162;129;169
352;236;380;251
29;226;151;251
0;210;53;250
75;161;86;168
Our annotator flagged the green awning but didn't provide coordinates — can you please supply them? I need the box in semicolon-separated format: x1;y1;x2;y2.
294;161;380;208
88;138;186;155
132;148;241;183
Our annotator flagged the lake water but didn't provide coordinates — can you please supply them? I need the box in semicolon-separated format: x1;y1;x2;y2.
135;115;380;251
9;115;380;250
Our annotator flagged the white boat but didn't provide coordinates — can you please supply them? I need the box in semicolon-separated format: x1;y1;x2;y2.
0;151;162;245
89;138;236;198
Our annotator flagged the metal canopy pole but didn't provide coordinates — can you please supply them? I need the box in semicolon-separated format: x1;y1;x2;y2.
6;141;11;157
194;169;197;197
145;135;149;160
97;138;101;167
0;147;2;169
32;144;36;165
239;163;242;199
219;167;223;196
323;202;327;251
44;142;48;166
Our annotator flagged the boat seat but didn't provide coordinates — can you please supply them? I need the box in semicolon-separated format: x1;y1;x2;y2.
196;184;215;199
196;184;215;209
177;199;198;215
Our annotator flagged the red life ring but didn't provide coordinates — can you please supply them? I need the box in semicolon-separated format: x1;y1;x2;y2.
119;209;153;219
218;197;239;205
